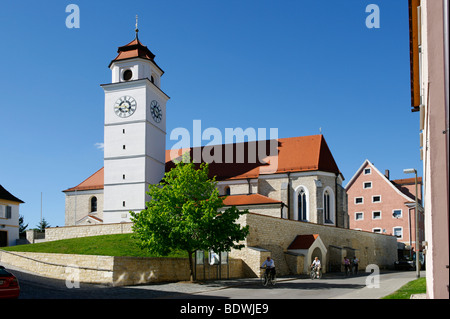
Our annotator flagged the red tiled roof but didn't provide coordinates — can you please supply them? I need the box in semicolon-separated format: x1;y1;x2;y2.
165;135;341;181
63;168;104;192
64;135;341;191
288;234;319;250
108;36;163;73
222;194;282;206
391;177;423;185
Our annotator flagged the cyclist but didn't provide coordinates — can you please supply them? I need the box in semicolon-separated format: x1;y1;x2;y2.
261;256;276;280
311;257;321;273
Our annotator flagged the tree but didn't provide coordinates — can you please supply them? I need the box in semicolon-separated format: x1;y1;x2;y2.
36;218;51;232
19;215;28;238
130;156;249;282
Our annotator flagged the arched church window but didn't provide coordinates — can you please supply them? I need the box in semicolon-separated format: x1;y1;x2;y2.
90;196;97;213
298;189;307;221
224;186;231;196
324;191;331;223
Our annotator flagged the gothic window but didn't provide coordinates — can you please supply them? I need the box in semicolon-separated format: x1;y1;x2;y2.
323;186;335;225
90;196;97;213
294;186;309;221
298;189;307;221
324;190;331;222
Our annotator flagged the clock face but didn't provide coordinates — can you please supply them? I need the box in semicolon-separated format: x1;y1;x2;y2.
150;100;162;123
114;96;137;118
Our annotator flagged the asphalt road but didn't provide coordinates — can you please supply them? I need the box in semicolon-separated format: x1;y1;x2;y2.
2;262;422;300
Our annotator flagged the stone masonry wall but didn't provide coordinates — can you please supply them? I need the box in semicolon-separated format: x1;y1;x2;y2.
0;250;243;286
230;213;398;276
45;223;133;242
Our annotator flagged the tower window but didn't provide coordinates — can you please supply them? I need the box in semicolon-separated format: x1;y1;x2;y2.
150;75;155;83
123;69;133;81
123;145;126;150
224;186;231;196
123;201;126;207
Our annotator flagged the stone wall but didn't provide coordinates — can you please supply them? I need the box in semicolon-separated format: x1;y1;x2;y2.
45;222;133;242
0;250;244;286
230;212;398;276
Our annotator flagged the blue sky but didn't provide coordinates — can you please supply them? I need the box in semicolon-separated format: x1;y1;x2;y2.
0;0;421;229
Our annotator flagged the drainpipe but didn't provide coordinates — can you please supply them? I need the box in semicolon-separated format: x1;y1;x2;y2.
335;173;338;227
287;172;291;220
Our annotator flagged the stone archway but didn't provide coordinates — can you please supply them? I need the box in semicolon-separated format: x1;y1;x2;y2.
310;247;323;264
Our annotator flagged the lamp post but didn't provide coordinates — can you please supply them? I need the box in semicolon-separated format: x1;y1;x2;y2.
403;168;420;278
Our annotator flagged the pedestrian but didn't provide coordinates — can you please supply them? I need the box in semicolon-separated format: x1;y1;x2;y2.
344;257;351;276
353;256;359;275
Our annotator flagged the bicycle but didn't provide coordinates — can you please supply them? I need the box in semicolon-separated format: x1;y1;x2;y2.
260;267;276;286
310;266;323;280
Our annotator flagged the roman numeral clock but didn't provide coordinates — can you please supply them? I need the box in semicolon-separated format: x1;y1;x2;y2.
100;31;170;224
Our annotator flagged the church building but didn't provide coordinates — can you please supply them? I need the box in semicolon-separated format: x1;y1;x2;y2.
62;31;349;230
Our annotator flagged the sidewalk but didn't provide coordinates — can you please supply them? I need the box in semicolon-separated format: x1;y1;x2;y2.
330;270;425;299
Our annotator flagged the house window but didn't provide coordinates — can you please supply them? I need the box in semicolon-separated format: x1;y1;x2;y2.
393;209;402;218
90;197;97;213
355;197;363;204
363;182;372;189
364;168;371;175
372;195;381;203
393;227;403;239
373;228;382;233
372;211;381;219
355;212;364;221
298;188;307;221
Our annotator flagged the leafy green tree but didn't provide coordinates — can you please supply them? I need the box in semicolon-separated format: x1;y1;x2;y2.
131;156;249;281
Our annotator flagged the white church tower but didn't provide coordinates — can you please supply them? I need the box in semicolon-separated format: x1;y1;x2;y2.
101;23;169;223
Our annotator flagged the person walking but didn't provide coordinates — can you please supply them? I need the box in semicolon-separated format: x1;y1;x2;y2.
353;256;359;275
344;257;351;276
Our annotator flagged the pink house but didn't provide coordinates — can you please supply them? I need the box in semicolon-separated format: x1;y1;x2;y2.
345;160;424;255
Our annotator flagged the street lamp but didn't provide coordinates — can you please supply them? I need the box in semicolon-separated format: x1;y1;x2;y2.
403;168;421;278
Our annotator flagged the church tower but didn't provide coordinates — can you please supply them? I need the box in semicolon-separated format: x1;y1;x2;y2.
101;24;169;223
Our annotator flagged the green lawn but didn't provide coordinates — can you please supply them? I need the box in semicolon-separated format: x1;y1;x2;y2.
382;277;426;299
1;233;188;258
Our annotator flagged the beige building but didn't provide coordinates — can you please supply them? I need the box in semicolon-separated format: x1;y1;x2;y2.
0;185;24;247
409;0;449;299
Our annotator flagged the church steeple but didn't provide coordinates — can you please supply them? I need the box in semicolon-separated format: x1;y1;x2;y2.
108;18;164;85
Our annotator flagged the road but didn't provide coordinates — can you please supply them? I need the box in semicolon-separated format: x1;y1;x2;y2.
2;262;422;299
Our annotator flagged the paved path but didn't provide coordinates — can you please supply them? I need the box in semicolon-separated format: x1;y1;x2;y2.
1;261;423;299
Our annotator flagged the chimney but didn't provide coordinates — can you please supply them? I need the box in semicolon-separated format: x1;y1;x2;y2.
385;169;390;180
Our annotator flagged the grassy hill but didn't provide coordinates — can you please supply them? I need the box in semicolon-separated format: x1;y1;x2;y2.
1;233;188;258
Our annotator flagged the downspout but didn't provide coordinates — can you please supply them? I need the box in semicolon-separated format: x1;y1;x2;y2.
287;172;291;220
335;173;338;227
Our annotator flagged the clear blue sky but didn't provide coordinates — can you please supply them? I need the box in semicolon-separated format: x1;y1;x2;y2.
0;0;421;229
